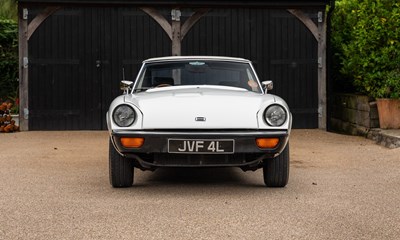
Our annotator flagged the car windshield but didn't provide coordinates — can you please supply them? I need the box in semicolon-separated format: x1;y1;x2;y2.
134;60;262;93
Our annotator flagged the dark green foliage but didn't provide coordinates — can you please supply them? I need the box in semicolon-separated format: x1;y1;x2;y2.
331;0;400;99
0;19;18;109
0;0;18;21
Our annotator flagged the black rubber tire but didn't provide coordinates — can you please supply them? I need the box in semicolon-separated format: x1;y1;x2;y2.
109;139;134;187
263;143;290;187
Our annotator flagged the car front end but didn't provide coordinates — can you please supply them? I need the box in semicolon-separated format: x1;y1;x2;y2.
107;56;292;187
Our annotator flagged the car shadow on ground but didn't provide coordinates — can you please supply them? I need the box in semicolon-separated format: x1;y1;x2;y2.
134;167;266;188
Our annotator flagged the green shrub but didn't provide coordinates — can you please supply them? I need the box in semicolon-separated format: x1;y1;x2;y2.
0;19;18;110
331;0;400;99
0;0;18;21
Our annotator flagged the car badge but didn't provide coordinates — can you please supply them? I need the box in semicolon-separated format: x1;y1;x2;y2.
195;117;206;122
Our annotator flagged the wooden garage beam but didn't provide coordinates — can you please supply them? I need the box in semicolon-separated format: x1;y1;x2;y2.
287;9;319;41
141;7;210;56
140;7;172;40
181;8;209;39
27;7;61;41
287;9;327;129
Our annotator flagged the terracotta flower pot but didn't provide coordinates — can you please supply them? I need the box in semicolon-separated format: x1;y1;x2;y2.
376;99;400;129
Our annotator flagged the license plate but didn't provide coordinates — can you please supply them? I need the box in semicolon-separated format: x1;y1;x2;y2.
168;139;234;154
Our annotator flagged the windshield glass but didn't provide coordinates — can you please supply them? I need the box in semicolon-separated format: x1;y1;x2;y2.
134;61;261;93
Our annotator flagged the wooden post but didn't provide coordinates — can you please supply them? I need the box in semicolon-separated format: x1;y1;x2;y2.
18;7;29;131
287;9;327;129
317;11;327;129
171;9;181;56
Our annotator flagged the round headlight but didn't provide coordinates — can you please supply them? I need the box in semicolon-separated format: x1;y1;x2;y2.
113;105;136;127
264;105;287;126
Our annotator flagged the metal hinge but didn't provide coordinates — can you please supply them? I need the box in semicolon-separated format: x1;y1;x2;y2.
24;108;29;120
318;57;322;69
23;57;29;68
171;9;181;21
318;11;323;23
23;8;28;20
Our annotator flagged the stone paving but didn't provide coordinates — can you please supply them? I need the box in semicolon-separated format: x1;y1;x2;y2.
367;129;400;149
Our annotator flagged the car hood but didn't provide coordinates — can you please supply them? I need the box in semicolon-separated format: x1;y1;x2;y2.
125;86;276;129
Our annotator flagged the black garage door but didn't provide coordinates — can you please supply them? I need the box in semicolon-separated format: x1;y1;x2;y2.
28;7;318;130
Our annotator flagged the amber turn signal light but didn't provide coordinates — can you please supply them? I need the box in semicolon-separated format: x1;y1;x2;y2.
120;137;144;148
256;138;280;149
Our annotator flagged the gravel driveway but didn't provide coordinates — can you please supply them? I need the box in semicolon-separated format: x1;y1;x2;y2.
1;130;399;239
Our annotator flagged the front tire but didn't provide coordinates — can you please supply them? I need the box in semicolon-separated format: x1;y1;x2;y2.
263;143;289;187
109;139;134;187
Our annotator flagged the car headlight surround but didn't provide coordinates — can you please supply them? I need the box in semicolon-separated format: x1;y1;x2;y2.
113;104;136;127
264;104;287;127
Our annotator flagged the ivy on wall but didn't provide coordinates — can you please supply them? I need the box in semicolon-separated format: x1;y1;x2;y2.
0;19;18;111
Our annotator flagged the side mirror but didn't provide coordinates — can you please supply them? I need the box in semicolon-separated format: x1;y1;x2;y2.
120;80;133;94
261;80;274;93
262;80;273;93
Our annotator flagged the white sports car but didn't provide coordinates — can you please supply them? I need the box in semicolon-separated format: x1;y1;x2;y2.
107;56;292;188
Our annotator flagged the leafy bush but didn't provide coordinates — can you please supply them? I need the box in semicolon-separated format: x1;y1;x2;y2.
331;0;400;99
0;19;18;110
0;0;18;21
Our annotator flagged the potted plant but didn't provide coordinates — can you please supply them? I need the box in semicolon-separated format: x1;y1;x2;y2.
375;70;400;129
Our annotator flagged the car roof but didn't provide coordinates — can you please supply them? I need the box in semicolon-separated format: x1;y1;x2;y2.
143;56;251;64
